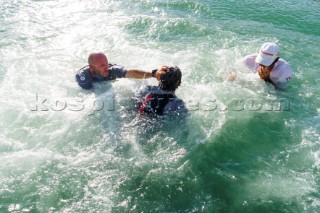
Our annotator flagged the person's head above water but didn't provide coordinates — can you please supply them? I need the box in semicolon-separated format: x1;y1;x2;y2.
255;42;279;66
157;66;182;92
255;43;280;80
88;52;109;77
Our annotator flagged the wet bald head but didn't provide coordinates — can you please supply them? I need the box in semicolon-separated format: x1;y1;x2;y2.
88;52;109;77
88;52;107;65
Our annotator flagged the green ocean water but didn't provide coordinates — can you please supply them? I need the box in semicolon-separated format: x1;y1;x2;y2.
0;0;319;212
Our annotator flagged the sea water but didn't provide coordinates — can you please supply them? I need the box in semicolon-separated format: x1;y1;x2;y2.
0;0;319;212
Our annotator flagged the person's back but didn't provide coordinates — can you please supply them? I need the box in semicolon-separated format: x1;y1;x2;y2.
138;86;186;116
138;66;187;116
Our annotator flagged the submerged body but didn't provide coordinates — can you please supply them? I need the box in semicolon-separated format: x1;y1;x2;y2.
137;86;187;116
76;64;127;89
243;54;293;89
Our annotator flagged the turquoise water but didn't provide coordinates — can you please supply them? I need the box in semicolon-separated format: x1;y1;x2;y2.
0;0;320;212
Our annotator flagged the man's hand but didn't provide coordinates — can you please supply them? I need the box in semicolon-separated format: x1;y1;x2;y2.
155;65;169;81
159;65;169;72
258;65;271;79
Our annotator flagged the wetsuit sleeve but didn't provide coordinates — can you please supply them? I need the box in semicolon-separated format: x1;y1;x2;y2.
76;71;92;90
109;65;127;79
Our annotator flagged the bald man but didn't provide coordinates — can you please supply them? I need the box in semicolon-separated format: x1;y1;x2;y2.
76;53;155;89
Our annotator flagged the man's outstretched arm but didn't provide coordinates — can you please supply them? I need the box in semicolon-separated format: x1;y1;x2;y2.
125;69;153;79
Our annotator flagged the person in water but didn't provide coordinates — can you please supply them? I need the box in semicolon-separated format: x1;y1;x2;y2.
243;42;293;89
138;65;187;116
76;52;155;89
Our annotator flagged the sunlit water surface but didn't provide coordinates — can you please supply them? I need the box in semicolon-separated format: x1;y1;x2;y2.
0;0;319;212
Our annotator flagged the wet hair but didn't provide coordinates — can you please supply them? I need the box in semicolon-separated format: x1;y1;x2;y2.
159;66;182;92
